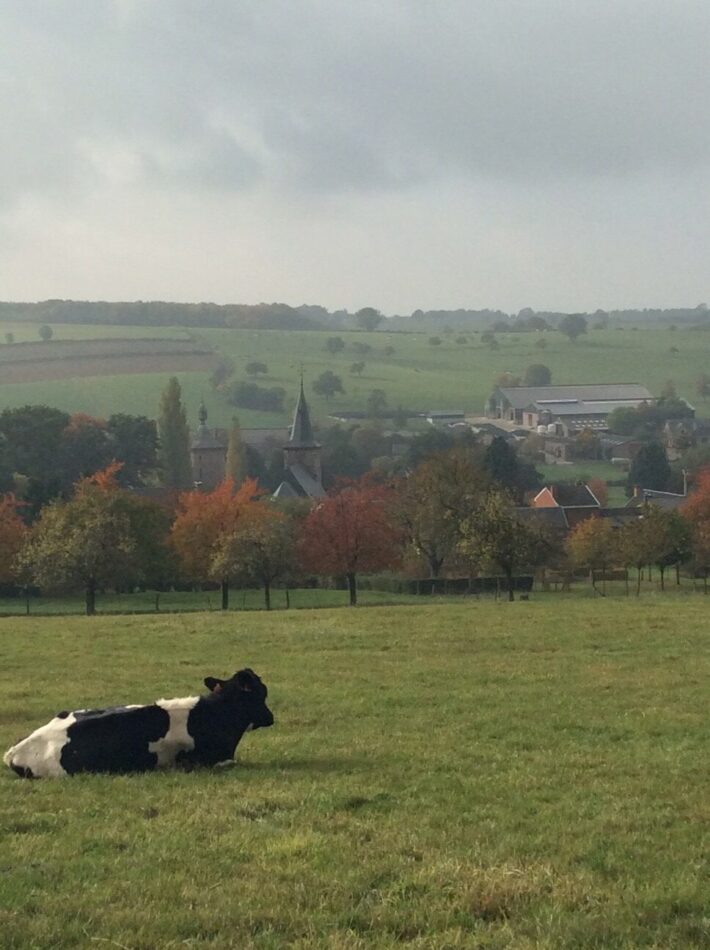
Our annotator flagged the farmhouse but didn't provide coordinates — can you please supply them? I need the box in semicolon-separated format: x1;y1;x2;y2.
486;383;654;434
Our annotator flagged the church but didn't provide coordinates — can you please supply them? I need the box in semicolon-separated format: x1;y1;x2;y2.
190;381;324;498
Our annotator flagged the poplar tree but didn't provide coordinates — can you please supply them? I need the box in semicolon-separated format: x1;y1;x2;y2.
157;377;192;489
225;416;247;486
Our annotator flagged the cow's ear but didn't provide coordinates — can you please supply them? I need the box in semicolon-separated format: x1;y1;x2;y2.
235;670;256;692
204;677;225;693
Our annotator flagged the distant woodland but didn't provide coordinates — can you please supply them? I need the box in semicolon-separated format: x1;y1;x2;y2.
0;300;709;332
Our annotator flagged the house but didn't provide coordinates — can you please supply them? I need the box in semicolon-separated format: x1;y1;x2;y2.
625;487;688;511
486;383;654;434
531;484;601;509
663;418;710;461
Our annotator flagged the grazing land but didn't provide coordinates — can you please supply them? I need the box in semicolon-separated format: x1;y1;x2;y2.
0;322;708;429
1;601;707;948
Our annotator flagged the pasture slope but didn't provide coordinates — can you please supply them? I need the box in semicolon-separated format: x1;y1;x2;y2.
0;321;708;429
1;600;707;948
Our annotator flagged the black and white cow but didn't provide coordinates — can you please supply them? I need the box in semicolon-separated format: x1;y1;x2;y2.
3;668;273;779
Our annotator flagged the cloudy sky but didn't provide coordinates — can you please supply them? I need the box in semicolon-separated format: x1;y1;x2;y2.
1;1;709;314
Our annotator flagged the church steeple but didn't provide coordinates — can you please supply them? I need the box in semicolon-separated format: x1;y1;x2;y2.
288;378;320;448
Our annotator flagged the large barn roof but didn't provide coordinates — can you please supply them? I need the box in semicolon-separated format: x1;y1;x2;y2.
497;383;653;411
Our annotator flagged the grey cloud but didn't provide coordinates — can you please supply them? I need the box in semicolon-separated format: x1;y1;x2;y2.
2;0;710;209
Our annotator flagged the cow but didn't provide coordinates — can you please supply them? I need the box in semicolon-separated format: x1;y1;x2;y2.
3;668;273;779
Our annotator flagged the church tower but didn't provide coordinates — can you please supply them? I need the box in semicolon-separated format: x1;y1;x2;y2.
273;380;325;498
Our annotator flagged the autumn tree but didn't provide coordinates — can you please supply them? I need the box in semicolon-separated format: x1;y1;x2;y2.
170;478;260;609
158;377;192;490
18;464;139;615
682;468;710;589
566;516;618;593
620;504;691;593
0;495;28;585
212;505;296;609
299;478;402;605
396;449;488;577
458;490;550;601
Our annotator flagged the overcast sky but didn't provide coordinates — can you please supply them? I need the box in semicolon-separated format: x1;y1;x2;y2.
1;1;709;314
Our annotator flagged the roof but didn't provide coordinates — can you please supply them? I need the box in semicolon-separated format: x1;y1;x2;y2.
515;507;569;530
626;490;687;510
273;463;326;500
288;381;320;448
496;384;654;412
543;484;600;507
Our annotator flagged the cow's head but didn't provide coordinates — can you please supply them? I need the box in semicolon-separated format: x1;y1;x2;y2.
204;669;274;730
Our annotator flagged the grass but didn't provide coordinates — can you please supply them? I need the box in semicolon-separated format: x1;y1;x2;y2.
1;601;708;948
0;322;708;430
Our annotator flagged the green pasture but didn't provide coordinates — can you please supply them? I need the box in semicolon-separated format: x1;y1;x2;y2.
0;322;708;431
1;601;708;948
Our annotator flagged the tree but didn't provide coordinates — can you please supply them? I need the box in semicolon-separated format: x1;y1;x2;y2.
392;406;408;429
494;372;521;388
225;417;247;485
299;478;401;605
0;495;27;584
170;478;260;609
621;505;691;593
535;337;547;350
366;389;388;418
627;441;671;494
355;308;382;332
483;436;540;502
558;314;587;343
18;465;139;615
574;429;600;460
157;377;192;490
352;341;372;356
228;381;286;411
313;371;344;400
396;450;488;577
458;490;548;601
107;414;159;486
245;361;268;377
0;405;70;511
325;337;345;354
350;361;366;376
696;373;710;401
566;517;618;593
4;332;14;344
524;363;552;386
59;414;114;485
212;505;296;609
428;336;442;346
38;324;53;342
683;469;710;589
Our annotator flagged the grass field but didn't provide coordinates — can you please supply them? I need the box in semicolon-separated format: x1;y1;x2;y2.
1;601;708;948
0;322;708;431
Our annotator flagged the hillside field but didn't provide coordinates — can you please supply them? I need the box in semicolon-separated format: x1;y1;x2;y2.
0;322;708;431
1;601;707;948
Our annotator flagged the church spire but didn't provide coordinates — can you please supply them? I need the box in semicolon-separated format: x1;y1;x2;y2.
289;377;319;447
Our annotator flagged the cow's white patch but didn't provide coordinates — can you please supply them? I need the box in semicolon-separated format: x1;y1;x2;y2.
3;713;77;778
148;697;198;767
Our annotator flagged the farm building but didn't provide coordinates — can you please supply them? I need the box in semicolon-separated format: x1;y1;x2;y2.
485;383;655;434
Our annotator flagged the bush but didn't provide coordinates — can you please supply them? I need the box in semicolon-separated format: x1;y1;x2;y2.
227;381;286;412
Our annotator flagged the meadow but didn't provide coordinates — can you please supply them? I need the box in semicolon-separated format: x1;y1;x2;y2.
1;601;707;948
0;321;708;431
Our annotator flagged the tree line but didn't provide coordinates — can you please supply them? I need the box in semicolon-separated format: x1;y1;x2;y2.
2;448;710;614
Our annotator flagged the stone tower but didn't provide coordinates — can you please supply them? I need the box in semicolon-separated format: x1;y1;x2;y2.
190;402;227;490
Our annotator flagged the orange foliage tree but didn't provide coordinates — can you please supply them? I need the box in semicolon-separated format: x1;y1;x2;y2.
0;495;28;585
299;478;402;605
170;478;260;609
682;467;710;590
